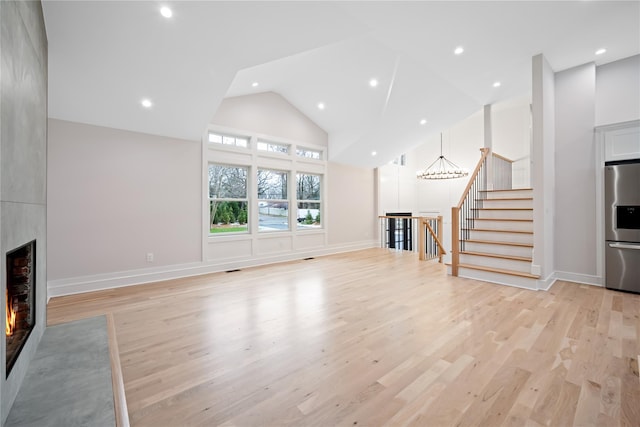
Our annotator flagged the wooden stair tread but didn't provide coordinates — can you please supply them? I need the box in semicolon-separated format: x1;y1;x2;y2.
464;239;533;248
469;218;533;222
462;228;533;234
458;263;539;279
460;251;532;262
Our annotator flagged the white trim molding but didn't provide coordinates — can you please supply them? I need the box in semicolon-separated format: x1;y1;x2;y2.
553;271;603;287
48;240;378;298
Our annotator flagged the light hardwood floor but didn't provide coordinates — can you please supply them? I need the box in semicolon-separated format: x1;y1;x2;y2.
47;248;640;426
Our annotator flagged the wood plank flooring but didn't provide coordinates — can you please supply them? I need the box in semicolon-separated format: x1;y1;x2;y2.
47;248;640;426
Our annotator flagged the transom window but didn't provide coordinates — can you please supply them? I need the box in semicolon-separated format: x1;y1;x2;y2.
257;140;289;155
296;147;322;160
208;132;248;148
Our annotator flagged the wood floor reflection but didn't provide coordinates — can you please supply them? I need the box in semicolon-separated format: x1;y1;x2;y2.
47;248;640;426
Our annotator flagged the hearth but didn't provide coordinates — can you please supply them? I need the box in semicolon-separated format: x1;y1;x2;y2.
6;240;36;377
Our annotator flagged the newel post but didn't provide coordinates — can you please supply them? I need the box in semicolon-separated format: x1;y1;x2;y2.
451;208;460;275
437;215;444;263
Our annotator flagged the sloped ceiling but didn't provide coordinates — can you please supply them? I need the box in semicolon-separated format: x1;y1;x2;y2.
43;1;640;167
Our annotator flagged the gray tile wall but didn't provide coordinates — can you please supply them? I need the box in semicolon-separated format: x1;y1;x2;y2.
0;0;48;423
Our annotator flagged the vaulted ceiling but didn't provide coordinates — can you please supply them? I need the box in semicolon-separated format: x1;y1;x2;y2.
43;1;640;167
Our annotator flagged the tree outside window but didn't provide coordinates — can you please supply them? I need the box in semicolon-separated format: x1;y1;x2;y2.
209;164;248;234
258;169;289;231
296;173;321;229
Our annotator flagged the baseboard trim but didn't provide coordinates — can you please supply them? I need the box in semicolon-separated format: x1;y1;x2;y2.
47;240;378;297
536;271;557;291
553;271;603;287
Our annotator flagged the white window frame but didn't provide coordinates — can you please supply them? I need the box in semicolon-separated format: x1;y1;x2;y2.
207;163;250;235
295;172;323;230
202;124;328;261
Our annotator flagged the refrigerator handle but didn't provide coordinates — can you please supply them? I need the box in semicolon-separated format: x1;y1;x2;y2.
608;243;640;250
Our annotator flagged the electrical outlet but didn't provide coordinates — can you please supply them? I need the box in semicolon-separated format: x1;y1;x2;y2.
146;252;154;263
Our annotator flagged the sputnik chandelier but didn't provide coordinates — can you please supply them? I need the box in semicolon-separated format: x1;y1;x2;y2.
416;133;469;180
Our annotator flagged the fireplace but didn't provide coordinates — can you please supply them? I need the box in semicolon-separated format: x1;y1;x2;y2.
6;240;36;377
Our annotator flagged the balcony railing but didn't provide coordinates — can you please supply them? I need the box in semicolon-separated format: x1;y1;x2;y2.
379;215;446;262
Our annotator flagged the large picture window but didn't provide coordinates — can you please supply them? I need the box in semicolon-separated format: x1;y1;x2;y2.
296;173;321;229
208;164;248;234
258;169;289;231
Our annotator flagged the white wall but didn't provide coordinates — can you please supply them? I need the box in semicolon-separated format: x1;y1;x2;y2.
554;63;598;284
328;162;376;245
47;119;202;281
212;92;328;147
492;96;531;188
531;54;556;283
596;54;640;126
492;96;531;161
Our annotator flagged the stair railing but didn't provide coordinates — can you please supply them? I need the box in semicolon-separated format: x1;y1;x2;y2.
451;148;490;276
419;216;446;262
379;215;446;262
491;152;513;191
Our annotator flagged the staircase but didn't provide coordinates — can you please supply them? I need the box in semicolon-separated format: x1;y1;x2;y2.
456;188;539;289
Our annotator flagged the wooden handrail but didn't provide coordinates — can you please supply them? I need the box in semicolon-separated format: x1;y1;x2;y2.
491;151;514;163
452;148;491;276
456;148;490;209
422;217;446;256
418;216;445;262
378;215;440;220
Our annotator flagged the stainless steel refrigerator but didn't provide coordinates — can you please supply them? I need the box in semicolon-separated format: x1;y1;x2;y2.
605;159;640;293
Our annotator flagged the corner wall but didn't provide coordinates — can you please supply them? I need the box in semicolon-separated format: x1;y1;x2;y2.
0;0;48;421
531;54;556;284
554;63;598;285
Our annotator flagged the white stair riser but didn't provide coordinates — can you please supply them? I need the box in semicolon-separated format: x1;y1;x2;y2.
476;209;533;220
467;230;533;244
463;241;533;258
481;199;533;209
484;190;533;199
457;266;538;290
459;254;532;273
467;220;533;232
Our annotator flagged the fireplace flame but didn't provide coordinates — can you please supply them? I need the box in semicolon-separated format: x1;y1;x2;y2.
6;294;16;336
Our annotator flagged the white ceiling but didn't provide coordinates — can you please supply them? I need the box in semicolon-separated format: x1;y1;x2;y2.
43;1;640;168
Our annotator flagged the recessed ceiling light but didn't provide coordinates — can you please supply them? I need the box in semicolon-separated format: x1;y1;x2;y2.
595;48;607;55
252;82;259;87
141;99;153;108
420;119;427;125
493;81;501;88
454;46;464;55
160;6;172;18
317;102;325;110
371;151;377;156
369;78;379;88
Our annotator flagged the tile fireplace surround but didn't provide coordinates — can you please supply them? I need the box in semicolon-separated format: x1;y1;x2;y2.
0;0;48;423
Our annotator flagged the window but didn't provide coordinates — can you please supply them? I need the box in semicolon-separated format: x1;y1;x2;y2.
296;147;322;160
208;132;248;148
296;173;321;229
392;154;406;166
257;140;289;155
208;164;248;234
258;169;289;231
